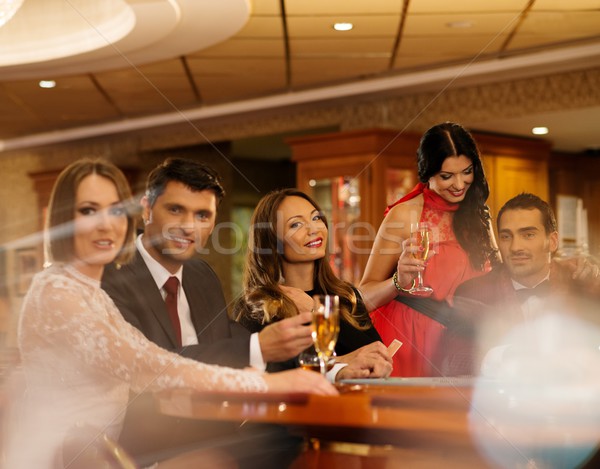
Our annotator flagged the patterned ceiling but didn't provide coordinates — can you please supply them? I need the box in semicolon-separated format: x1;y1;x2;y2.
0;0;598;152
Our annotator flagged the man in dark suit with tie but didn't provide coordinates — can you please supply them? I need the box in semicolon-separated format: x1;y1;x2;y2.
446;193;599;375
101;158;315;467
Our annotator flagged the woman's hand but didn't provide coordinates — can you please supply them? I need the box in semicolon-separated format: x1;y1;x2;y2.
395;235;436;292
263;369;338;395
395;235;423;290
280;285;313;313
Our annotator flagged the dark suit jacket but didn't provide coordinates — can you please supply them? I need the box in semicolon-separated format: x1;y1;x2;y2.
102;249;252;369
101;249;258;461
454;262;594;313
449;262;599;376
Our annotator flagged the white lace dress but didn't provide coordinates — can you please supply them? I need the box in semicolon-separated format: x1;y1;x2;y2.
4;264;266;468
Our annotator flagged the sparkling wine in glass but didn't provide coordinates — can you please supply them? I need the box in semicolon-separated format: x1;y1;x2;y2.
409;222;433;296
311;295;340;377
298;346;335;373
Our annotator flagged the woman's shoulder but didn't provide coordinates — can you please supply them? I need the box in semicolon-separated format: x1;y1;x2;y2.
386;194;424;221
27;265;82;295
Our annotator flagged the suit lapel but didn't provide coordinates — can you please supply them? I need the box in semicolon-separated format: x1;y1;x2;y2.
129;250;180;348
182;265;215;344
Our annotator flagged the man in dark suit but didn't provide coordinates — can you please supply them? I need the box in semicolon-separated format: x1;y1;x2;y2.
449;193;599;375
102;158;314;467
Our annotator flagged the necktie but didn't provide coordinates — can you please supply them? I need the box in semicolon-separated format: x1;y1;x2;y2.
163;276;182;347
515;280;551;304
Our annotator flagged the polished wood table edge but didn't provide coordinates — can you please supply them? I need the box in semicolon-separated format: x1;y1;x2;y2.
154;384;475;433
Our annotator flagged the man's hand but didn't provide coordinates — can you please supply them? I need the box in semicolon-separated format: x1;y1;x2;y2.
258;312;313;362
554;255;600;288
334;342;393;381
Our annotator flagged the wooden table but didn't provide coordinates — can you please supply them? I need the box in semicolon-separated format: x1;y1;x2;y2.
156;378;495;467
156;377;600;468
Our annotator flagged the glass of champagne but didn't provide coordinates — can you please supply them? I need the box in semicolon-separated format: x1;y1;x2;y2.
408;222;433;296
298;346;336;372
311;295;340;377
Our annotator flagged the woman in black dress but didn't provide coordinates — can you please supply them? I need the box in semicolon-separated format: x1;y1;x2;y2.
234;189;391;378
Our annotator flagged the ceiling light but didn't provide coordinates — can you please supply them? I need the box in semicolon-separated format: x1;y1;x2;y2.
333;22;353;31
0;0;23;28
446;20;473;29
532;126;549;135
39;80;56;89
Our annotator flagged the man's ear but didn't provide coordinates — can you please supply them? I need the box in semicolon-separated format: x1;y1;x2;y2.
549;230;559;253
140;196;151;225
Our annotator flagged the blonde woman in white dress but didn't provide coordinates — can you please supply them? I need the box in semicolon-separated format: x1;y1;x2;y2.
3;158;336;468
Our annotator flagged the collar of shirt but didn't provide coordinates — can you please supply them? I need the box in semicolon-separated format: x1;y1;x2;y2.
136;235;183;290
511;272;550;292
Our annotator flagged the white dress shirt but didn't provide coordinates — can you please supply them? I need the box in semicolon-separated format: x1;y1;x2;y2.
511;273;550;322
136;236;265;370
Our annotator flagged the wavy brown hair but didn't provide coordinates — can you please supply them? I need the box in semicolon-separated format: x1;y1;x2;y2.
237;188;368;329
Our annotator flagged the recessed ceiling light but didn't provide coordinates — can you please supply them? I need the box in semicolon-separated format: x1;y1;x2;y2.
446;20;473;29
532;126;549;135
39;80;56;89
333;22;353;31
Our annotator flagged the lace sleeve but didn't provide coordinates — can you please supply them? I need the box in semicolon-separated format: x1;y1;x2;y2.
22;272;266;394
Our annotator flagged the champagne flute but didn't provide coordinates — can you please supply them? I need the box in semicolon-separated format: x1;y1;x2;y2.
298;346;336;373
311;295;340;377
408;222;433;296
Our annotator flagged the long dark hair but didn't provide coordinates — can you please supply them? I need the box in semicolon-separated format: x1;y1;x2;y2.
417;122;497;269
238;188;367;329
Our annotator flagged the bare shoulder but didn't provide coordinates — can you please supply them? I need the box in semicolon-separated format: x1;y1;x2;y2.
383;195;424;229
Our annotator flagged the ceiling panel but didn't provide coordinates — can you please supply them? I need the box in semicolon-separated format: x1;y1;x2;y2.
93;60;198;114
291;57;390;87
0;87;45;138
188;58;286;103
396;35;508;61
403;13;524;36
408;0;529;13
290;37;395;56
250;0;281;15
190;38;285;58
517;11;600;36
285;0;404;15
287;15;401;38
2;76;119;124
233;16;283;37
531;0;600;11
507;34;600;51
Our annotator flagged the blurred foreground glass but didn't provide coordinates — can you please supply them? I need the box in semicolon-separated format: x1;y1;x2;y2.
469;313;600;469
311;295;340;377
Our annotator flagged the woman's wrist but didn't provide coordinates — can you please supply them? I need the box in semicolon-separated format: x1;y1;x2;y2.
392;271;415;293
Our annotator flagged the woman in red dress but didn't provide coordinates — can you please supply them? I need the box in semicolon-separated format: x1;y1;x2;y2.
359;122;499;377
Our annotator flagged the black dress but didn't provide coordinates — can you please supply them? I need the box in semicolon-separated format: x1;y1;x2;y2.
235;287;382;372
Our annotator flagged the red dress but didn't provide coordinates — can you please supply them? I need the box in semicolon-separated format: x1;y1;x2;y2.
370;183;488;377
